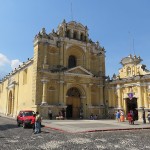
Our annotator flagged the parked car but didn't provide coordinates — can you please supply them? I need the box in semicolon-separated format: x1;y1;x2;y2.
17;110;35;128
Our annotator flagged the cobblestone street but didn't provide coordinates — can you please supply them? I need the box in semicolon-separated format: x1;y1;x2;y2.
1;117;150;150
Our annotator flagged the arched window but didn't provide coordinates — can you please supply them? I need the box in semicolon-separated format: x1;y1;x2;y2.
127;67;131;76
68;55;76;68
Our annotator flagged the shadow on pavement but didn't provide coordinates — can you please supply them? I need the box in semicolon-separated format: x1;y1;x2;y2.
0;124;18;131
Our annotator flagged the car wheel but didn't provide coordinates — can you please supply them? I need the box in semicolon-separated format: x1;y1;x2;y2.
22;122;26;128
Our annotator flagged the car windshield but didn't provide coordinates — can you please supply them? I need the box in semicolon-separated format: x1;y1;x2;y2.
23;111;34;116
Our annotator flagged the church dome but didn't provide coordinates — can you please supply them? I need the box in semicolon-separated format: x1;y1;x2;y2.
120;54;142;66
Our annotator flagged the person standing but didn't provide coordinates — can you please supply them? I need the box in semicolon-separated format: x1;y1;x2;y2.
61;108;65;119
147;110;150;123
143;109;146;124
34;111;41;134
31;114;36;132
128;111;133;125
116;110;120;122
48;108;52;120
130;110;134;125
120;110;125;122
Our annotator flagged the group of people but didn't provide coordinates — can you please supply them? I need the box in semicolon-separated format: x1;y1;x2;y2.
116;110;125;122
31;111;42;134
48;108;66;120
90;114;98;120
116;109;150;125
56;108;66;120
116;109;136;124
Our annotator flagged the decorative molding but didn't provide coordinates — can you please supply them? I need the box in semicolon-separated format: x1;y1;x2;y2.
41;78;49;83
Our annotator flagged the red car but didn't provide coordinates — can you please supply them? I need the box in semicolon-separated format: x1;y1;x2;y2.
17;110;35;128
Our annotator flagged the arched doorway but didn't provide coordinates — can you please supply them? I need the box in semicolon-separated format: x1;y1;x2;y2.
8;91;13;115
126;98;138;120
66;87;81;119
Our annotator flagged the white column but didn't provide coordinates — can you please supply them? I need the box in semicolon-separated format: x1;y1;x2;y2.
41;78;49;105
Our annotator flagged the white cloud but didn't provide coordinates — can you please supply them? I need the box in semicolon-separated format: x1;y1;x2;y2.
11;59;22;70
0;53;22;71
0;53;10;66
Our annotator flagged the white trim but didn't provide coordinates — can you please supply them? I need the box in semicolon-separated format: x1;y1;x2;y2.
65;66;93;76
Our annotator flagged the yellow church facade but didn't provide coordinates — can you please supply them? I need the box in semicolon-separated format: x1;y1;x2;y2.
0;20;106;119
107;54;150;120
1;20;150;120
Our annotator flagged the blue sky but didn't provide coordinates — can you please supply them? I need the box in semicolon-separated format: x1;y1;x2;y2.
0;0;150;79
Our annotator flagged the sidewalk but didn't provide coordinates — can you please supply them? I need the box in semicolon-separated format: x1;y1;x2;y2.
42;119;150;133
1;113;150;133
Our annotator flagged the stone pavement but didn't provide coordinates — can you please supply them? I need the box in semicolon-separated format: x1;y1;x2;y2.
42;119;150;133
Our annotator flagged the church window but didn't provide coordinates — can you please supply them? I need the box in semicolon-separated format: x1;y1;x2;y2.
23;69;27;84
68;55;76;68
127;67;131;76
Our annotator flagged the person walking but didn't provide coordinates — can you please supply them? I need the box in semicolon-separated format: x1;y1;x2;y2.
48;108;52;120
34;111;41;134
120;110;125;122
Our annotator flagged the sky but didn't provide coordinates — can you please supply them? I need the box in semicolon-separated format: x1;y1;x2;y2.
0;0;150;79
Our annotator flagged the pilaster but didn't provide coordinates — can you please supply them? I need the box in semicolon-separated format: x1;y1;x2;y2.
59;80;64;104
108;89;111;107
144;87;148;108
137;82;142;108
117;84;122;109
41;78;49;105
87;83;92;106
99;86;104;105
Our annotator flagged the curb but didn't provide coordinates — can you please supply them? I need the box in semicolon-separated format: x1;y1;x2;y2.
43;124;150;133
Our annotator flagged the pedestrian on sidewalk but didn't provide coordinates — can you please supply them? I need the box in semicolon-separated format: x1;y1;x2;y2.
34;111;42;134
130;110;135;125
61;108;65;119
142;108;146;124
48;108;52;120
31;113;36;132
147;110;150;123
128;111;133;125
120;110;125;122
116;110;120;122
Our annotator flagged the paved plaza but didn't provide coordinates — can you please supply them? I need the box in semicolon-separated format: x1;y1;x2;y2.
42;119;150;133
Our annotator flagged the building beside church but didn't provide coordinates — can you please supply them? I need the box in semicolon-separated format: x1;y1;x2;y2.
0;20;106;119
107;54;150;120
